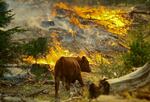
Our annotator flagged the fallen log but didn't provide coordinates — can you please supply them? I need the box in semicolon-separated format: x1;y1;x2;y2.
108;62;150;93
130;11;150;15
0;64;31;69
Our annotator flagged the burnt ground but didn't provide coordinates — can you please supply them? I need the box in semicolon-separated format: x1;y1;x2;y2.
0;75;150;102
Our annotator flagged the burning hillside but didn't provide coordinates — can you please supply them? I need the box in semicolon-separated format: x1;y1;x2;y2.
53;2;132;35
23;32;110;69
19;2;132;68
1;1;150;102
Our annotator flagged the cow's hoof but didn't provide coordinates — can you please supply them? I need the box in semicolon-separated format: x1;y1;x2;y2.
55;97;60;102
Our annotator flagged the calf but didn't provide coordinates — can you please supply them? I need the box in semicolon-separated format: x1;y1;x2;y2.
89;79;110;98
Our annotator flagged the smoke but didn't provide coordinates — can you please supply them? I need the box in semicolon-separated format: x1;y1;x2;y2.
5;0;53;28
5;0;77;33
5;0;127;54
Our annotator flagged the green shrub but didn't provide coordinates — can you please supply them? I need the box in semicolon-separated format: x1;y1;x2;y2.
98;62;131;79
123;25;150;68
31;64;52;80
23;37;48;61
96;55;132;79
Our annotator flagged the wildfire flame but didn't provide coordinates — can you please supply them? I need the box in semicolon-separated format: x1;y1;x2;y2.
53;2;132;35
70;16;85;29
23;3;132;70
23;33;109;70
23;48;109;70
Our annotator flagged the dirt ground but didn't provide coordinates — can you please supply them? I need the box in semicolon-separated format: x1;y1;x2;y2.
0;80;150;102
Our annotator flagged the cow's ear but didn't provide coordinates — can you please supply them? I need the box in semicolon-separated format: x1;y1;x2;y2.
82;56;87;61
76;56;81;61
76;56;80;59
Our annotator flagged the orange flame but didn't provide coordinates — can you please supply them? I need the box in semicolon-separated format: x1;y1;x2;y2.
23;48;109;70
23;33;110;70
53;2;132;35
70;16;86;29
23;3;132;69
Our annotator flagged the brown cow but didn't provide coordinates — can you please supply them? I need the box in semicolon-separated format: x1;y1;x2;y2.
54;56;91;97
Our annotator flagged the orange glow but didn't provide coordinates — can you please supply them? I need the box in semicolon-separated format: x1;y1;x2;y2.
69;16;86;29
23;33;109;70
23;48;109;70
53;2;132;35
68;28;76;37
23;3;132;69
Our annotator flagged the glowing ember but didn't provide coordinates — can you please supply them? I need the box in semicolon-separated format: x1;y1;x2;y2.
68;28;76;37
53;2;132;35
70;16;85;29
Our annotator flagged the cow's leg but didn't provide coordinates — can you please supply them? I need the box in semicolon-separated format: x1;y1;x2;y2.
77;74;85;96
77;74;84;87
55;77;60;98
65;80;70;91
62;77;65;86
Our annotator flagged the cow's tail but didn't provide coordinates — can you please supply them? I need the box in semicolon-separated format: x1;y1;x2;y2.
54;57;64;98
54;57;64;76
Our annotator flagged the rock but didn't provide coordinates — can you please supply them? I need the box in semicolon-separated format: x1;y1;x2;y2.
41;20;55;27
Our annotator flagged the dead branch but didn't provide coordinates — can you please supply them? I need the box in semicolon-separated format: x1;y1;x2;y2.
25;87;49;97
62;96;82;102
130;11;150;15
0;64;31;69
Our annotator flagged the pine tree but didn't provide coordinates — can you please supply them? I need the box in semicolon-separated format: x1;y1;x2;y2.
0;0;23;77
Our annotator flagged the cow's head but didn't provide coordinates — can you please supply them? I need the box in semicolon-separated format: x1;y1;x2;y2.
77;56;91;72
